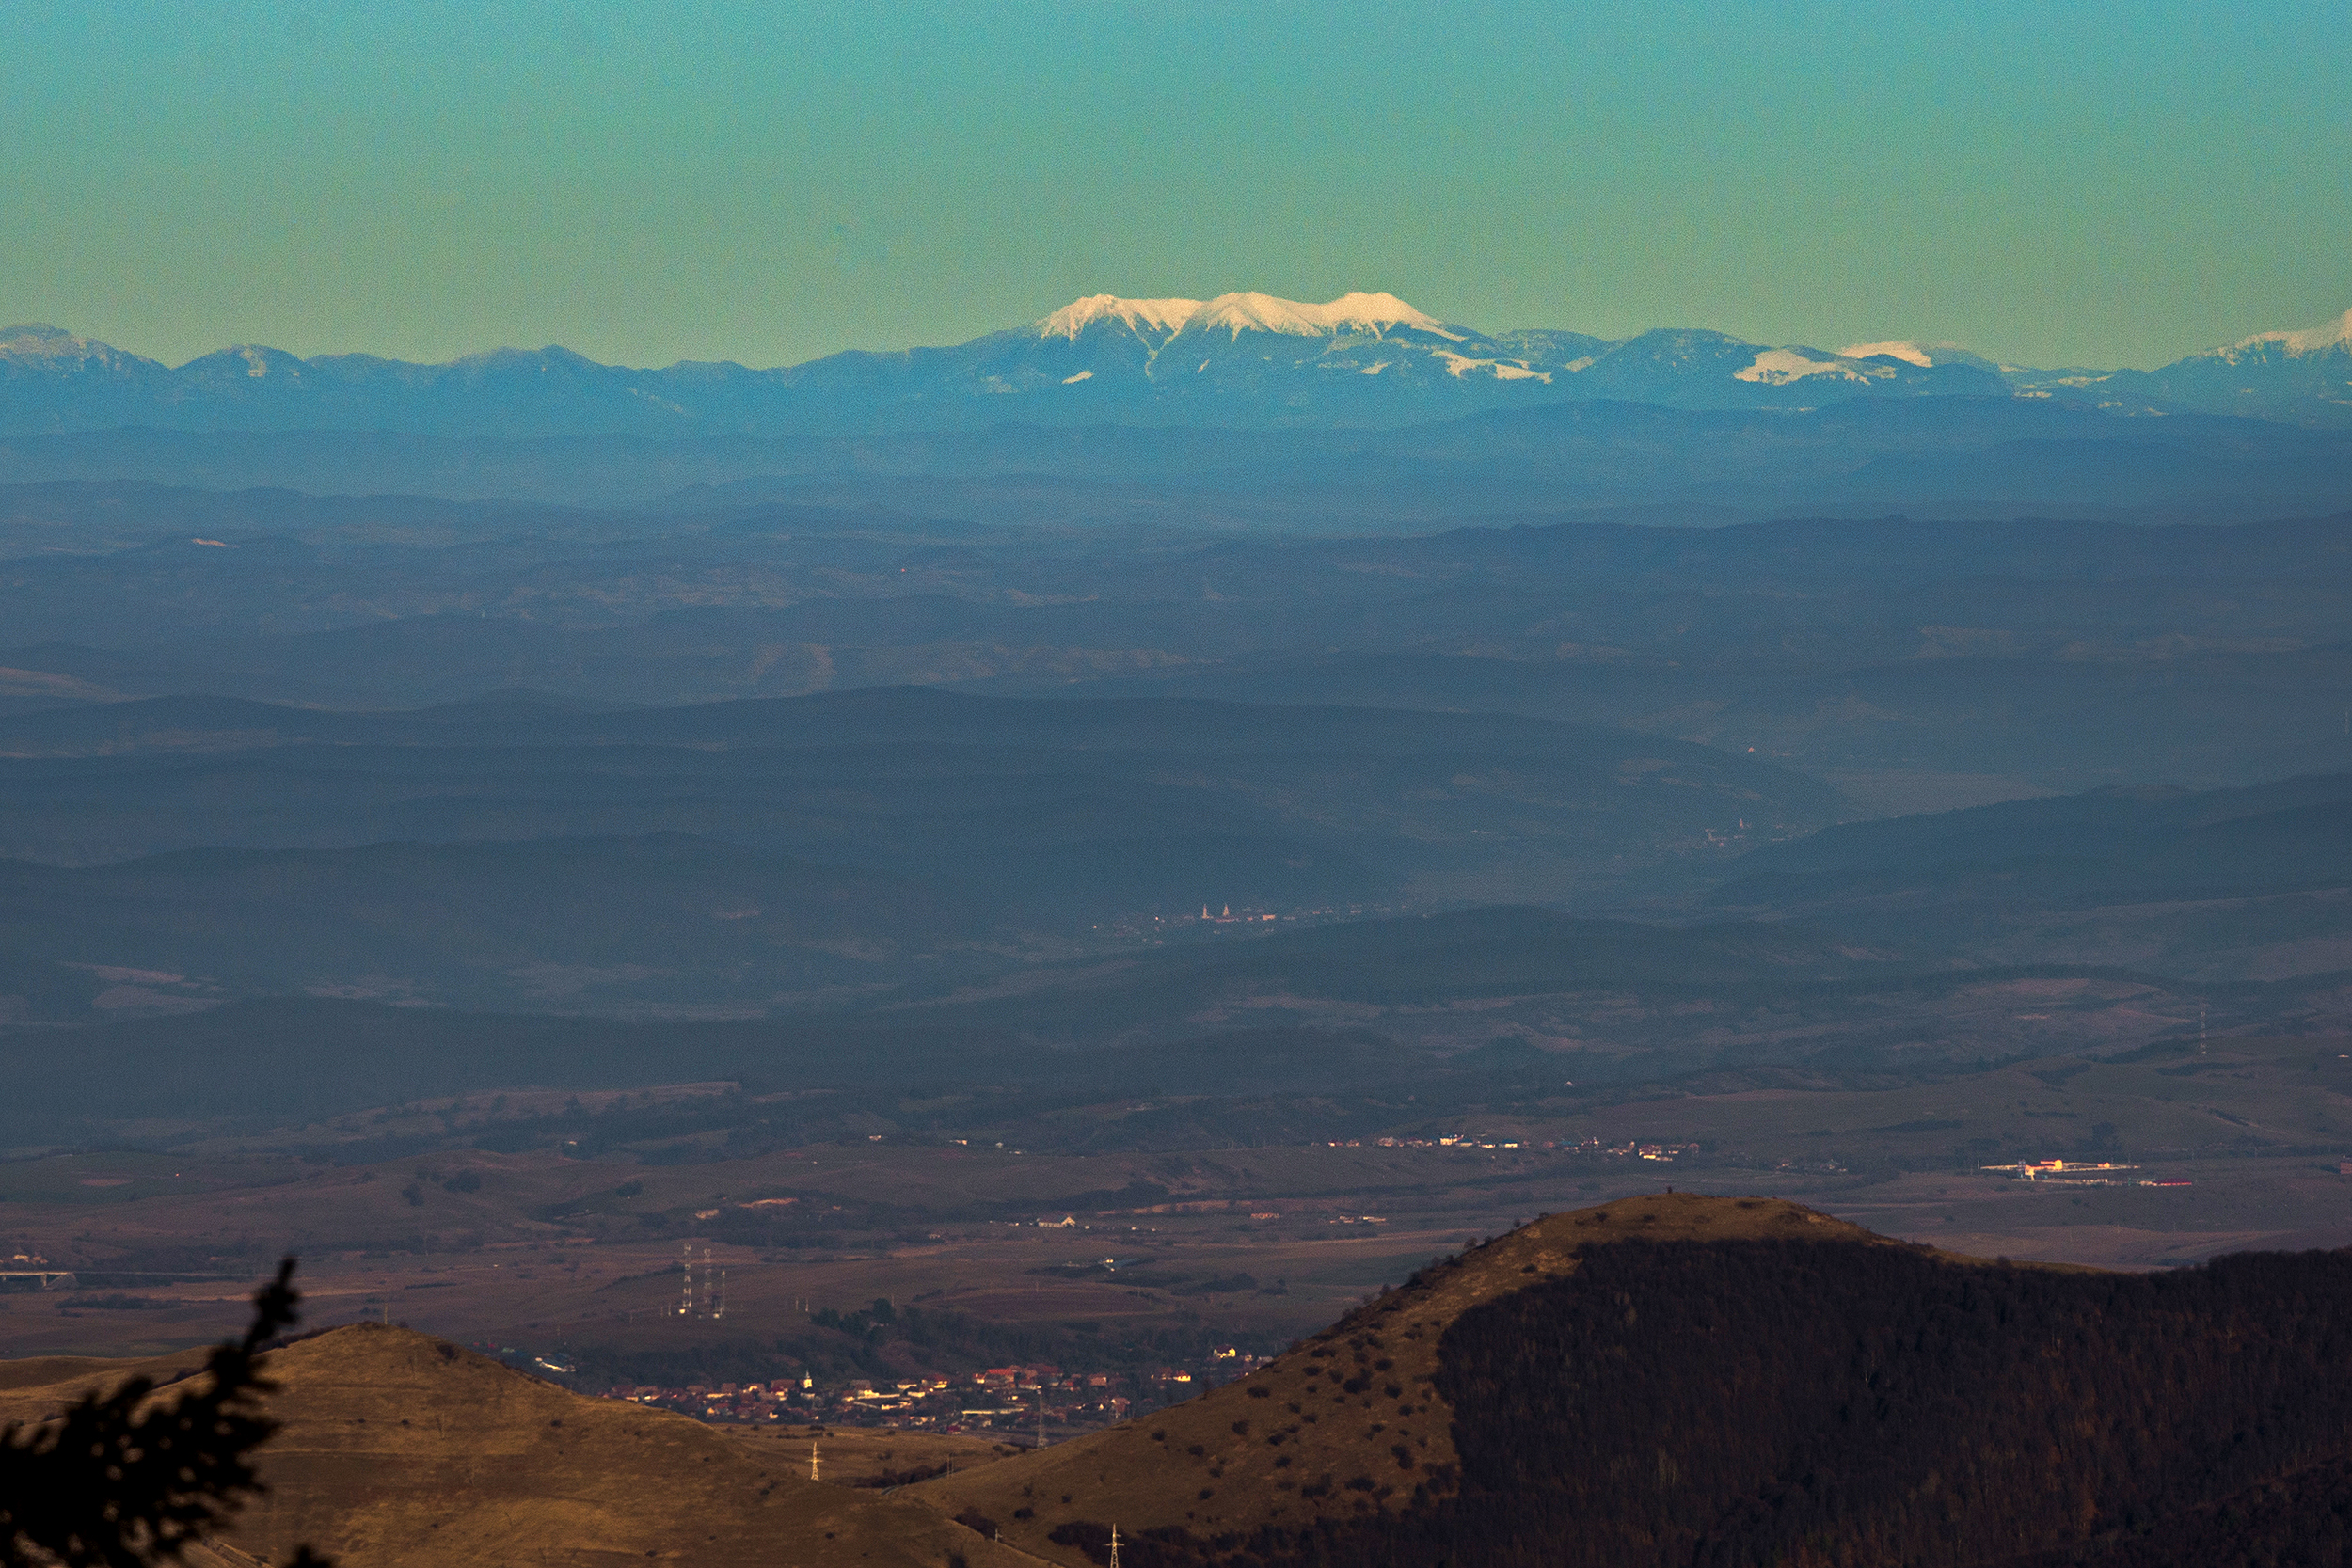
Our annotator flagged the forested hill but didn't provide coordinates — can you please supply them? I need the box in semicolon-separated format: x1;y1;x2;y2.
1048;1234;2352;1568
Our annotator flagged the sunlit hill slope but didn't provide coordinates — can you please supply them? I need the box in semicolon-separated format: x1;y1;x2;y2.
0;1326;1006;1568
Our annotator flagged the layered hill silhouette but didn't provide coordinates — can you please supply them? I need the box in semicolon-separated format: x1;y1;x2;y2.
1712;772;2352;978
11;1196;2352;1566
0;906;1917;1139
8;297;2351;435
6;395;2350;518
0;688;1844;1018
1727;771;2352;895
7;497;2349;795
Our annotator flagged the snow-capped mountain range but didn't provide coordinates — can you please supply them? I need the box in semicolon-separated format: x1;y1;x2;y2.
3;293;2347;438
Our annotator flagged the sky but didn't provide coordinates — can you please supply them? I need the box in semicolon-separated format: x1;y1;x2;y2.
4;0;2347;372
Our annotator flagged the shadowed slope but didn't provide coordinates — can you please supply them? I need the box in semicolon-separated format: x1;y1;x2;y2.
919;1195;2352;1568
912;1194;1890;1567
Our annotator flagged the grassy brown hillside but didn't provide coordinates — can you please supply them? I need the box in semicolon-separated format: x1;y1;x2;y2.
0;1325;1020;1568
721;1424;1021;1487
0;1351;205;1393
912;1193;1899;1567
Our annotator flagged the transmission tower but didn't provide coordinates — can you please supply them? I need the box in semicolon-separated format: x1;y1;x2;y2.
1108;1525;1120;1568
677;1243;692;1316
810;1441;821;1482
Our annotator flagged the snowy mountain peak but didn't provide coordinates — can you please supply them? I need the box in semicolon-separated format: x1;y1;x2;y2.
0;323;151;369
1036;295;1204;340
2232;306;2352;356
1;323;83;348
1189;292;1458;341
185;344;306;379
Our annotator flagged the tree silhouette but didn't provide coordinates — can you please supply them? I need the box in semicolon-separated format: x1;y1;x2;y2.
0;1258;331;1568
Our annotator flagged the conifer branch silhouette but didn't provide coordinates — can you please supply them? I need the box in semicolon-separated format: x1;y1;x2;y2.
0;1258;332;1568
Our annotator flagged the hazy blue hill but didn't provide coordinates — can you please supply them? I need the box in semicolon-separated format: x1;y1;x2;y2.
11;480;2347;676
885;906;1894;1041
0;998;739;1134
3;877;2312;1153
1088;641;2352;797
1706;774;2352;978
516;689;1817;783
0;690;622;754
1726;773;2352;888
1284;508;2352;582
22;480;2332;585
0;991;1439;1144
0;480;545;561
0;904;1902;1137
4;489;2350;1043
0;832;991;1014
1369;396;2352;514
8;495;2350;797
0;689;1847;1018
1483;327;1610;366
0;688;1841;858
0;692;334;751
4;392;2350;516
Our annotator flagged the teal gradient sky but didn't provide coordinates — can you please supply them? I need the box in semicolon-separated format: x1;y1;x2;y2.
5;0;2346;371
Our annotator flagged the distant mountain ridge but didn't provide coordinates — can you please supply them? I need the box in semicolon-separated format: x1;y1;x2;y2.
2050;306;2352;424
5;293;2347;436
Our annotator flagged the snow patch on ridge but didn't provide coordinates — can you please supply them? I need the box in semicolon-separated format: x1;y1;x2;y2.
1839;341;1935;367
1190;292;1462;341
1433;349;1551;382
1736;348;1895;386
